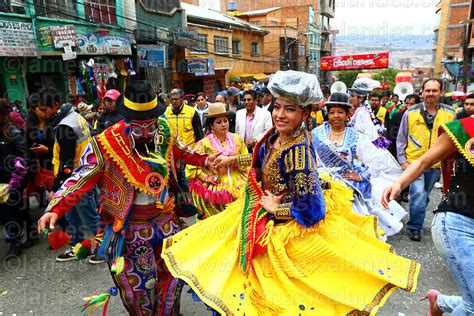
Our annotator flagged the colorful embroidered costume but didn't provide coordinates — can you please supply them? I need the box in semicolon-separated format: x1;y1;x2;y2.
187;132;250;217
46;117;208;315
162;127;420;315
312;122;406;236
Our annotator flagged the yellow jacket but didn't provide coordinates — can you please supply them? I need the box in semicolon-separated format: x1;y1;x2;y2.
399;103;454;168
165;104;199;147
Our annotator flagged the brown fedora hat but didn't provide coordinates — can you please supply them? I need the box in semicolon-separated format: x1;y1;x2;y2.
206;102;230;118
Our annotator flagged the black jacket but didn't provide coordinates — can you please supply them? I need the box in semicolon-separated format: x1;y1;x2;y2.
0;125;28;184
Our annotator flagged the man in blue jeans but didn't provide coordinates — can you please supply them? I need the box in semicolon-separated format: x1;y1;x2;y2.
396;78;455;241
32;88;100;262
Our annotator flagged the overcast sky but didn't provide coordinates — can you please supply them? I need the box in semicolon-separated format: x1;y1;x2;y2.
332;0;437;37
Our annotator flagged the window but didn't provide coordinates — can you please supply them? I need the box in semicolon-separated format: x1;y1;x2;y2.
251;21;260;26
214;36;228;54
250;42;260;56
0;0;25;13
271;21;278;26
34;0;77;19
232;40;242;55
191;34;208;52
84;0;117;25
140;0;179;13
298;44;305;56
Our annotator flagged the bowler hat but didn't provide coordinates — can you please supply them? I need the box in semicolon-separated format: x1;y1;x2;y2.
206;102;230;118
325;92;352;110
116;80;166;120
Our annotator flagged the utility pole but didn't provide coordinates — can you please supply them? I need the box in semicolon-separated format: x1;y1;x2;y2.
462;22;470;93
284;26;288;70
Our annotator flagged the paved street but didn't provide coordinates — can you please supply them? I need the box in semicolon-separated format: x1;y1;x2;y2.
0;188;458;316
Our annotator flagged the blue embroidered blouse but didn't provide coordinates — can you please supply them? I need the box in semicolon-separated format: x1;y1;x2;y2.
255;128;326;227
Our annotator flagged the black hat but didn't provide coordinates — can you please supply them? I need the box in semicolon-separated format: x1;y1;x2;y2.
116;80;166;120
325;92;352;110
258;87;271;96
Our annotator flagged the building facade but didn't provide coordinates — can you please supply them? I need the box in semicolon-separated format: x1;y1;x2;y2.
0;0;133;106
174;3;268;99
433;0;472;91
134;0;184;93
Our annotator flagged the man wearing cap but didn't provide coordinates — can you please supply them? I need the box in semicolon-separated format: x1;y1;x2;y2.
96;89;123;134
38;81;220;315
258;87;274;113
226;86;244;113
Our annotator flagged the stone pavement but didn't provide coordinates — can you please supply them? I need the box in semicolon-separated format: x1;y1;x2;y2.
0;187;459;315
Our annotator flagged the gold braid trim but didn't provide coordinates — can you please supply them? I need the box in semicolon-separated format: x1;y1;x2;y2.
237;153;253;168
274;203;292;220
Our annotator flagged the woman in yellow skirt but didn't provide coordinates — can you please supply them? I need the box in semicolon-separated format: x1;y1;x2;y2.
162;71;420;315
187;102;251;219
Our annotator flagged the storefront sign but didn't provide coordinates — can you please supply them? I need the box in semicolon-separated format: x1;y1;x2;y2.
187;58;208;73
0;20;37;57
175;27;197;47
38;26;53;46
137;44;167;68
62;45;77;61
156;28;170;41
320;52;389;71
50;25;77;48
195;58;215;76
76;33;132;55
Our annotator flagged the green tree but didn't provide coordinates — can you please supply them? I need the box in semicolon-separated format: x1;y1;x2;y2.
372;68;399;92
335;70;361;88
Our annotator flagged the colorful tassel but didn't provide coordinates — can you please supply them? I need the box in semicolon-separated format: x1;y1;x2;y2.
110;256;124;275
73;239;92;260
82;287;118;316
47;230;70;250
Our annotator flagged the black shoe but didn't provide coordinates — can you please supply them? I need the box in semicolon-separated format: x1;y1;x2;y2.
408;229;421;241
5;241;23;261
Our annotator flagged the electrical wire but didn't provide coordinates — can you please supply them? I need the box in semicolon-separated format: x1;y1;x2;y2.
25;0;284;65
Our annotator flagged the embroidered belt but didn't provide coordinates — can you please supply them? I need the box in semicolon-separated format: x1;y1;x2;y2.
129;204;168;221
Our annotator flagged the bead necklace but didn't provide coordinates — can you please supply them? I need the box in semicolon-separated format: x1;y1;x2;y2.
330;128;345;136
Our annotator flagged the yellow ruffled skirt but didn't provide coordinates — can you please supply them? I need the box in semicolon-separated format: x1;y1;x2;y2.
162;179;420;315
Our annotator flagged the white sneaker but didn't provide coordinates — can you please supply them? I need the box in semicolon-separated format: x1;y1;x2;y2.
88;254;105;264
434;182;443;189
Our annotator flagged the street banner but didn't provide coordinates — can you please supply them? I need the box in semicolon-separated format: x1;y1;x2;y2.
320;52;389;71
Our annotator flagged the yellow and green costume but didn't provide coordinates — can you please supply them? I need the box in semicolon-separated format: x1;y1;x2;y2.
187;132;250;218
163;128;420;315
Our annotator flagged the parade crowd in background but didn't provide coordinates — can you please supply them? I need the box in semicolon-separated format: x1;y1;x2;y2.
0;71;473;315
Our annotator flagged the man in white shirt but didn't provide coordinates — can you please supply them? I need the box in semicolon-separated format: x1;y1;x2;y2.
236;90;272;152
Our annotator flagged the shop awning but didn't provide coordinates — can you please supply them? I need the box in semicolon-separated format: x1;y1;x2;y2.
230;73;254;82
253;73;269;81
